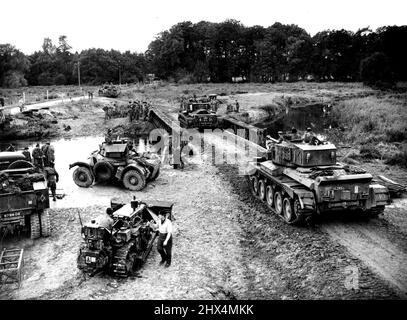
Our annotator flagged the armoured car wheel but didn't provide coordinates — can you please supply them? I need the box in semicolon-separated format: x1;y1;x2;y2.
122;170;146;191
283;198;296;223
73;167;94;188
94;161;114;181
258;180;266;201
266;186;274;209
274;191;283;215
250;176;259;196
8;160;34;169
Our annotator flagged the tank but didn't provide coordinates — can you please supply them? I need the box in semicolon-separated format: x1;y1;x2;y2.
178;96;221;129
77;198;174;276
98;84;121;98
245;133;391;224
69;139;160;191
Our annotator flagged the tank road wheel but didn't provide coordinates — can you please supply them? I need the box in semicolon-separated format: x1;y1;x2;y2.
258;180;266;201
283;197;296;224
40;209;51;237
265;185;274;209
122;170;146;191
250;176;259;196
73;167;94;188
30;213;41;239
94;161;114;181
274;191;283;215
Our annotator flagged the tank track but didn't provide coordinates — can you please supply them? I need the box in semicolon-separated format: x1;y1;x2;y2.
111;242;135;277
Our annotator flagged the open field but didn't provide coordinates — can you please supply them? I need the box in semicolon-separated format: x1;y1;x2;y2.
1;82;406;300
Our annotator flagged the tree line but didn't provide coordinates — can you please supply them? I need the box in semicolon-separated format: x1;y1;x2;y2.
1;21;406;88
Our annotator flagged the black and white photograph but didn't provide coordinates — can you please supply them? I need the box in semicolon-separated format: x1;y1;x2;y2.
0;0;406;309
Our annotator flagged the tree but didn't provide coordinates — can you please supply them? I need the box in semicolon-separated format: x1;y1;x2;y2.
0;44;30;87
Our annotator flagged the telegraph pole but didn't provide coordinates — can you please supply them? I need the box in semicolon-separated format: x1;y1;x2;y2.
77;60;81;88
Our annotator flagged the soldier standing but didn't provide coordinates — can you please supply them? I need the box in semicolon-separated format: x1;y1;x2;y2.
235;100;240;113
32;144;44;169
22;147;32;162
151;211;173;268
46;142;55;165
44;164;59;201
41;143;49;167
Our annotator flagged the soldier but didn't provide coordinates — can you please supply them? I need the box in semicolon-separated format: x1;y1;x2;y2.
6;143;15;152
22;147;32;162
291;127;302;140
46;142;55;165
99;207;114;230
105;128;113;144
44;164;59;201
235;100;240;113
302;127;315;143
32;143;44;169
41;143;50;167
151;211;173;268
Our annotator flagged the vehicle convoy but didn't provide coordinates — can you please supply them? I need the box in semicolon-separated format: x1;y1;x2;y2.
69;139;161;191
98;84;121;98
0;152;50;239
178;95;221;129
245;133;391;224
77;197;174;276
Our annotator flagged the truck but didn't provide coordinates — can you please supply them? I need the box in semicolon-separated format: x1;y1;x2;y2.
245;133;391;224
0;152;50;239
69;139;160;191
77;197;174;276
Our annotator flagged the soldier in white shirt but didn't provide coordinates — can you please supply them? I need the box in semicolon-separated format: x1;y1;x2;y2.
151;211;173;267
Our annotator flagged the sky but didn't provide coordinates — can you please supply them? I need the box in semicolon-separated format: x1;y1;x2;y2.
1;0;406;54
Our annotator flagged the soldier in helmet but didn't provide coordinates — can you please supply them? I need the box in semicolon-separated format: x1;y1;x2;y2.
303;127;315;143
44;163;59;201
32;143;44;169
291;127;302;141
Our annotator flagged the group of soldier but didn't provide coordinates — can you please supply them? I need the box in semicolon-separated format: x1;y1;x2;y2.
102;100;150;122
30;143;59;201
128;100;150;122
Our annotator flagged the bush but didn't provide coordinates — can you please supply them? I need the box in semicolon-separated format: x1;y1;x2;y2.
360;145;381;159
384;148;407;168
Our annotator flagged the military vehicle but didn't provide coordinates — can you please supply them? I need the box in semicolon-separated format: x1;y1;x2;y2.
0;152;50;239
245;133;390;224
77;197;174;276
98;84;121;98
0;107;12;131
69;139;160;191
178;96;220;129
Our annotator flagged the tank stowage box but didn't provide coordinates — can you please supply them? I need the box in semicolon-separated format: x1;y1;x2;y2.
246;137;390;225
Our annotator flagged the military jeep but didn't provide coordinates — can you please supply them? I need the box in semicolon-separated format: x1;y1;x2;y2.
69;139;160;191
